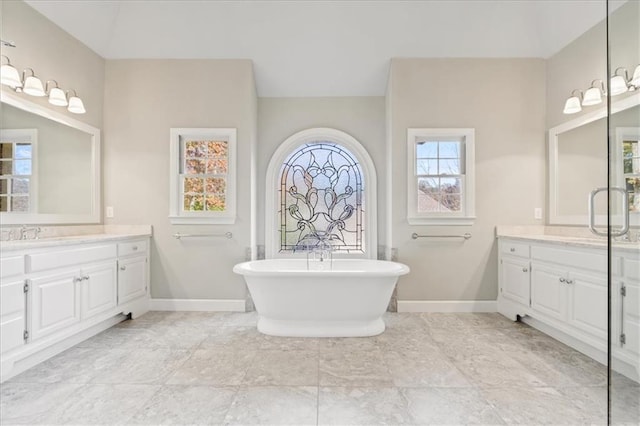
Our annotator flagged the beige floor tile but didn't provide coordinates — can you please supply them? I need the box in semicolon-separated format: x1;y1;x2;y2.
128;384;236;425
385;349;473;387
319;349;393;386
243;349;319;386
318;386;414;425
166;348;256;386
224;386;317;425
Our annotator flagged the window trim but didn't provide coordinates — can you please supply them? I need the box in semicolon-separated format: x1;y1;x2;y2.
407;128;475;226
169;128;236;224
265;127;377;259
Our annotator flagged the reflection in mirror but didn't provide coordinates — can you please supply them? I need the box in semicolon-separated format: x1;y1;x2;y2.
549;93;640;226
0;91;100;224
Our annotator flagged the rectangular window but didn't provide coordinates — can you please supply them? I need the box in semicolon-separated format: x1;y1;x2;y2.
0;129;37;213
407;128;475;225
169;128;236;224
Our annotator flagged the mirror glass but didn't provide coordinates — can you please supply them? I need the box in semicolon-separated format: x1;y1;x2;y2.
0;92;100;224
549;94;640;225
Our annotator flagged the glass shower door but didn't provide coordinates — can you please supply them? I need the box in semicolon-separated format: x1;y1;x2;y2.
608;0;640;423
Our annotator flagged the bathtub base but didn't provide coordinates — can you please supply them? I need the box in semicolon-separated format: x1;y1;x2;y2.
256;316;386;337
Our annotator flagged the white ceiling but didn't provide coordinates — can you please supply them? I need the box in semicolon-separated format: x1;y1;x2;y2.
24;0;617;97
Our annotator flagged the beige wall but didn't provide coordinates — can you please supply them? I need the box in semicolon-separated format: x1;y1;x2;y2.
0;0;105;128
388;58;546;301
257;97;386;253
103;59;256;300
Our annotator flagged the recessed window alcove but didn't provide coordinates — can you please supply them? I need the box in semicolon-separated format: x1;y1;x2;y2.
265;128;377;259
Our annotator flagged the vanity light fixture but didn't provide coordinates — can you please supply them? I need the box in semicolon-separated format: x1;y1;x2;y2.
21;68;46;97
45;80;68;106
0;55;22;88
610;68;630;96
0;39;87;114
582;79;606;106
66;90;86;114
563;90;583;114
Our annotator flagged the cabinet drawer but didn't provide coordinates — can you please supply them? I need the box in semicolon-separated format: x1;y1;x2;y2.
1;256;24;279
28;245;117;273
500;241;530;258
118;240;148;257
531;245;606;273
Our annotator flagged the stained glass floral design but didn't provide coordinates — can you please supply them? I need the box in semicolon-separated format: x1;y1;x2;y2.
280;142;364;253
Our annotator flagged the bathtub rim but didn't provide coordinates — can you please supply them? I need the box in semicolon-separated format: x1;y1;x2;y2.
232;258;410;277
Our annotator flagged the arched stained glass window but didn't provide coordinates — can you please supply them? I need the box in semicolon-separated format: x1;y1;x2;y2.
279;142;364;253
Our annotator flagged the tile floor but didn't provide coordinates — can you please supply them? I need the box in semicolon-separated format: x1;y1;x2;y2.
1;311;638;425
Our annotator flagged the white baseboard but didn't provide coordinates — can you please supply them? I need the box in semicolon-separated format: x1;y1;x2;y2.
150;298;246;312
397;300;497;313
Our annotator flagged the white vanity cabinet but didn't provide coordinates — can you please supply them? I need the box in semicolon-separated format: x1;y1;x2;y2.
0;233;151;382
498;240;530;307
613;252;640;379
498;237;609;359
117;240;148;306
0;256;26;354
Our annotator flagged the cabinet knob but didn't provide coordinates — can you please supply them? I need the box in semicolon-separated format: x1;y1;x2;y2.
559;277;566;283
510;248;515;252
522;268;528;272
132;246;138;251
120;265;127;271
82;275;89;281
566;279;573;284
73;277;82;283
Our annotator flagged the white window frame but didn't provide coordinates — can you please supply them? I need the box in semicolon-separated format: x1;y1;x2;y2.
407;128;475;226
169;128;236;224
0;128;38;213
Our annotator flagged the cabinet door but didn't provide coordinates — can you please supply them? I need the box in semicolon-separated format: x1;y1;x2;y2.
118;256;147;305
31;271;80;341
1;279;26;353
531;262;566;321
500;256;530;306
621;280;640;359
81;262;117;320
567;270;608;339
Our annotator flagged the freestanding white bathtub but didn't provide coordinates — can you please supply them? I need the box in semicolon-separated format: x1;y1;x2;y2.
232;258;410;337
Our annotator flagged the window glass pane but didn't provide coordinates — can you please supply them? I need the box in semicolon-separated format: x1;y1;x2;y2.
185;159;206;174
184;177;204;194
439;159;460;175
439;141;460;158
0;161;11;175
417;192;440;212
0;179;7;194
206;194;225;211
0;143;13;159
442;194;461;212
14;160;31;175
440;177;461;194
0;195;7;212
206;159;228;174
416;159;438;175
11;196;29;212
12;178;29;194
418;177;439;195
15;144;32;159
185;141;206;158
183;194;204;211
416;141;437;158
206;177;226;194
280;142;364;253
207;141;227;157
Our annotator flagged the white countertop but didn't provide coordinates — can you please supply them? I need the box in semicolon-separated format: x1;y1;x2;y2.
0;225;152;252
496;225;640;253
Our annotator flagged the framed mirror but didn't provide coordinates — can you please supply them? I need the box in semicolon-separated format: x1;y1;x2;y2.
0;90;100;224
549;92;640;226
